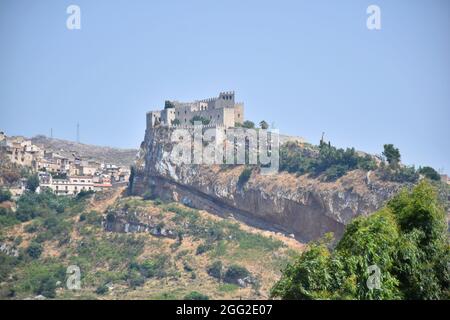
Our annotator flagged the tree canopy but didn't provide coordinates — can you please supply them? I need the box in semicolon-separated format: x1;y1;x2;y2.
383;144;401;167
271;181;449;300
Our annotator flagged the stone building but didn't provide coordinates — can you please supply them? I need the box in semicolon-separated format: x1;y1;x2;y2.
39;173;97;195
146;91;244;129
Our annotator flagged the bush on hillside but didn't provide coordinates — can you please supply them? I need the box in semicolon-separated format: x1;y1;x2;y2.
271;181;449;300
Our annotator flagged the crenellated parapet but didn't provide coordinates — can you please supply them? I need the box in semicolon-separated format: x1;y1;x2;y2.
146;91;244;130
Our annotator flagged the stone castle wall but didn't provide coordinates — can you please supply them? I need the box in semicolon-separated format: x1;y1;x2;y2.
146;91;243;129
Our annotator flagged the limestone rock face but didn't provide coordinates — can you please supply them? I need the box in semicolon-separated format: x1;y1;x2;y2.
133;127;404;242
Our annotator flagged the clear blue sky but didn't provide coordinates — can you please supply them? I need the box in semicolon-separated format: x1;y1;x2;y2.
0;0;449;172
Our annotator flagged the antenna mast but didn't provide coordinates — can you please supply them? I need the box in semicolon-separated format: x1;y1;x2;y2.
76;122;80;143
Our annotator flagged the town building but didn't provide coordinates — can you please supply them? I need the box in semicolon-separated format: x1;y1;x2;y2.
0;131;129;196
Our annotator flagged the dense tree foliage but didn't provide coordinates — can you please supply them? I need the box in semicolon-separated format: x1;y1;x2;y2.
280;141;377;181
190;115;210;125
239;121;255;129
379;164;419;183
26;174;39;192
0;188;12;203
418;166;441;181
271;181;449;300
382;144;401;167
237;167;252;187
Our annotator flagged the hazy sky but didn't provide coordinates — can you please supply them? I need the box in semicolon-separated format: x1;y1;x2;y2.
0;0;449;172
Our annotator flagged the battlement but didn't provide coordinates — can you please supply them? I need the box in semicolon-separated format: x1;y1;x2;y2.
147;91;244;129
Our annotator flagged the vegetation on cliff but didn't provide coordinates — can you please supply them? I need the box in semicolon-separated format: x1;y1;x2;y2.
271;181;449;300
280;140;377;181
279;140;432;184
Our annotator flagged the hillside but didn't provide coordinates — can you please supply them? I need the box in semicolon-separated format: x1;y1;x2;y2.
0;188;303;300
132;127;408;242
31;135;138;167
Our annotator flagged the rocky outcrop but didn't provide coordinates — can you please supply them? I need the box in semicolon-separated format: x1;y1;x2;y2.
133;127;404;242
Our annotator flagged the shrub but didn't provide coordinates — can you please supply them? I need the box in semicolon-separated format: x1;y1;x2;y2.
26;242;43;259
280;141;378;181
76;189;94;200
95;284;109;295
26;174;39;192
190;115;210;125
0;207;20;228
418;166;441;181
241;121;255;129
139;255;169;278
183;261;193;272
84;210;102;226
126;270;145;288
0;188;12;203
196;243;213;255
383;144;401;167
207;261;223;280
24;222;40;233
224;265;250;284
37;275;57;298
238;167;252;187
380;166;419;183
184;291;209;300
142;190;155;201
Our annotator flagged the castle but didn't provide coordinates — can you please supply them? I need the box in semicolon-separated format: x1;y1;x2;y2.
146;91;244;129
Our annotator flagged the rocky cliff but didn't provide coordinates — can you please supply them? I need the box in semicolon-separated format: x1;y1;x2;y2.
132;127;404;242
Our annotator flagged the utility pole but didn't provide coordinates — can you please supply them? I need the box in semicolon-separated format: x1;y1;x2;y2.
76;122;80;143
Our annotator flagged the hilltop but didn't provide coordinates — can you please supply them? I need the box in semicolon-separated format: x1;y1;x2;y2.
30;135;138;167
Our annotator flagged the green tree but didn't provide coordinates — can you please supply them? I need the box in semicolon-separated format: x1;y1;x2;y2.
127;166;135;196
37;276;57;298
26;174;40;193
0;188;12;202
26;242;43;259
190;115;210;125
382;144;401;167
95;284;109;295
271;181;449;300
242;120;255;129
237;167;252;187
207;261;223;280
184;291;209;300
224;265;250;284
172;118;181;126
418;166;440;181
